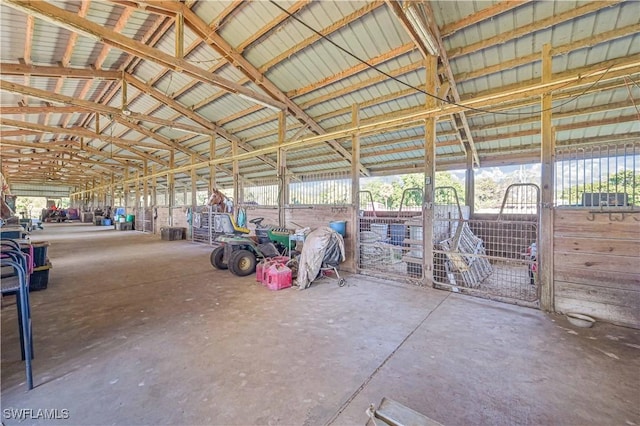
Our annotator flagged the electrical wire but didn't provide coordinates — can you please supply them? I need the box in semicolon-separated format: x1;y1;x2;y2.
268;0;613;117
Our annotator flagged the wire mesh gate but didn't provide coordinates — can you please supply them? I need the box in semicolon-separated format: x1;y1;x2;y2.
357;184;540;306
433;184;540;306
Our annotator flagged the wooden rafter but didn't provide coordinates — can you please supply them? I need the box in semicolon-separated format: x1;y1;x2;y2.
235;0;311;53
3;0;286;111
448;1;621;59
0;63;120;80
454;22;640;83
0;79;217;137
1;117;170;167
440;0;530;37
385;0;478;166
286;42;416;98
138;1;369;176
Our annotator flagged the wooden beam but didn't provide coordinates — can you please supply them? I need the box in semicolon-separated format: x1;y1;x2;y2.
0;63;120;80
384;1;435;58
259;1;385;73
351;103;361;274
1;106;91;115
67;56;640;197
169;2;370;176
423;2;480;166
448;1;621;59
236;0;310;53
175;13;184;59
1;118;169;167
3;0;286;111
0;79;216;136
285;43;415;99
454;22;640;83
441;0;530;37
124;73;289;174
423;55;438;286
540;44;554;312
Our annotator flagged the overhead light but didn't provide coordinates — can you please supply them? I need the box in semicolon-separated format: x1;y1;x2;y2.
405;5;439;56
121;106;132;116
238;93;281;112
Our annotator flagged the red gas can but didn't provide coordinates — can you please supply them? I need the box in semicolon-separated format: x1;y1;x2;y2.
266;264;292;291
260;260;276;285
256;260;269;283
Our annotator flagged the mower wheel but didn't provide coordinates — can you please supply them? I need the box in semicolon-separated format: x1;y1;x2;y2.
228;249;257;276
210;246;228;270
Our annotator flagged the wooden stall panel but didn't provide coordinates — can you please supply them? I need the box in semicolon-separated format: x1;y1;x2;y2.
554;209;640;328
154;207;169;234
554;210;640;239
286;206;355;272
245;207;280;230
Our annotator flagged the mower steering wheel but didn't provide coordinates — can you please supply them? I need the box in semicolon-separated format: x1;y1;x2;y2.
249;217;264;225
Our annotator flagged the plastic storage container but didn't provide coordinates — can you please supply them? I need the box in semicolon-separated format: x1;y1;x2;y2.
160;227;185;240
390;224;407;246
30;262;52;291
30;241;49;268
370;223;389;242
266;264;292;291
329;220;346;237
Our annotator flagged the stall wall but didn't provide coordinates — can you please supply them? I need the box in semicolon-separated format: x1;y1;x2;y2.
155;207;170;234
246;206;355;272
553;210;640;328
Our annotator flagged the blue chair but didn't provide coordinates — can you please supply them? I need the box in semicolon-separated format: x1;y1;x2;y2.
1;258;33;389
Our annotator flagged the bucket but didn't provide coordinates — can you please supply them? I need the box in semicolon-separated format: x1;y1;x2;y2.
102;219;112;226
125;214;135;222
329;220;346;237
390;224;407;246
370;223;389;241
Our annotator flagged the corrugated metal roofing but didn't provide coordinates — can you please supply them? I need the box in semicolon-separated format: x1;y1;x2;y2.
1;0;638;189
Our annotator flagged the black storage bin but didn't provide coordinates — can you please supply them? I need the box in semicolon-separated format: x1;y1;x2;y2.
160;227;185;241
30;241;49;268
30;263;51;291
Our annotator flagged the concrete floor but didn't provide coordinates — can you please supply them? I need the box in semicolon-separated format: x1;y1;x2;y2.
1;222;639;426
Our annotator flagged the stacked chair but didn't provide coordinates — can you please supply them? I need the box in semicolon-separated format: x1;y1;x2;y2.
1;238;34;390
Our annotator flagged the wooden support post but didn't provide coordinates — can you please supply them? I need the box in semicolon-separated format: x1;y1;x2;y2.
92;178;96;208
422;55;438;286
123;168;129;209
191;154;197;209
465;149;475;217
277;111;287;227
143;159;148;210
209;135;216;190
151;165;157;207
95;113;100;135
232;141;239;206
191;154;197;240
351;104;361;273
121;73;128;110
540;43;555;312
168;150;175;225
110;173;115;207
175;13;184;59
133;169;139;211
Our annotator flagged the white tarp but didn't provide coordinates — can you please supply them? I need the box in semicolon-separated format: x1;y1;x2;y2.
297;227;345;290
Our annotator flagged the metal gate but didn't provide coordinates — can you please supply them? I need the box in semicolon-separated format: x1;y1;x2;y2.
433;184;540;307
134;208;154;233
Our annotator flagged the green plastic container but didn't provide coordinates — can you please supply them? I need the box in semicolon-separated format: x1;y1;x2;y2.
125;214;135;222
